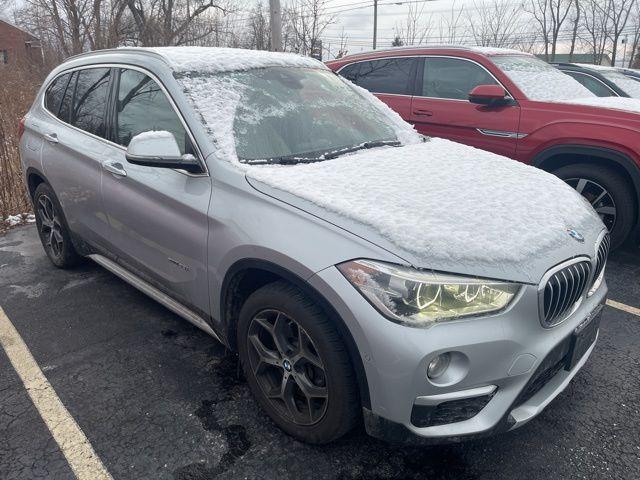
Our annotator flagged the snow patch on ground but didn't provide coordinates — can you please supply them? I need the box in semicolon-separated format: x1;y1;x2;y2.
146;47;324;74
4;214;35;227
245;138;600;264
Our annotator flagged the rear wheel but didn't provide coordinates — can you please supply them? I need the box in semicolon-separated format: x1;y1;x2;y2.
237;281;359;444
554;164;635;249
33;183;82;268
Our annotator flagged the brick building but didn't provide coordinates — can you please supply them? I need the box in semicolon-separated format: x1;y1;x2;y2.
0;18;42;66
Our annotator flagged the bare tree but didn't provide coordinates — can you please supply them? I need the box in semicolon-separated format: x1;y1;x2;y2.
284;0;334;55
245;1;270;50
122;0;232;47
525;0;573;61
568;0;581;60
335;28;349;58
604;0;637;64
580;0;611;63
629;2;640;66
466;0;522;47
394;3;432;46
436;1;465;44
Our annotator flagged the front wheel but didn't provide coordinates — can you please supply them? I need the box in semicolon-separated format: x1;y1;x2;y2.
554;164;636;249
237;281;359;444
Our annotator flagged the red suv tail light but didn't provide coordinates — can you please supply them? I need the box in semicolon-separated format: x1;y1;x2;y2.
18;116;26;140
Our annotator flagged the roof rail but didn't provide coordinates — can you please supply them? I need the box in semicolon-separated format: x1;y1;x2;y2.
64;47;170;65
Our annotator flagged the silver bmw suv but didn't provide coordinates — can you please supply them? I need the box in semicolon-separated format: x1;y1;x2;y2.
20;47;609;444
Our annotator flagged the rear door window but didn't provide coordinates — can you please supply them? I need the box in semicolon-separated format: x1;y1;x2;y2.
422;57;498;100
564;71;615;97
69;68;111;138
115;68;190;154
44;73;72;116
341;58;416;95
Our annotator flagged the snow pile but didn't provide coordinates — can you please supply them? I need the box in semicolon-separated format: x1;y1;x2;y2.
491;55;595;101
560;96;640;114
4;213;35;227
246;138;600;264
146;47;324;74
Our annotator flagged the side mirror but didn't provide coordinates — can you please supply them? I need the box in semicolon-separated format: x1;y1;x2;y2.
468;85;510;107
125;131;202;173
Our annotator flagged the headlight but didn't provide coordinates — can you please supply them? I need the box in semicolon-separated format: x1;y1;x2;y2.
337;259;522;328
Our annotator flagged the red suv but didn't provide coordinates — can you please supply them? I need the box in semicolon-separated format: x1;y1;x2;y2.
327;46;640;248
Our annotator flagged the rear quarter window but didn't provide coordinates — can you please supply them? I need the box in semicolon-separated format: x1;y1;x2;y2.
44;73;71;116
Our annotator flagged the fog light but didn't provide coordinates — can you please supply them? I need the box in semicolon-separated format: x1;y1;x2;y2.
427;353;451;379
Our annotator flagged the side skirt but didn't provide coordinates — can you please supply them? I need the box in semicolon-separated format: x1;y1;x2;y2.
88;254;224;344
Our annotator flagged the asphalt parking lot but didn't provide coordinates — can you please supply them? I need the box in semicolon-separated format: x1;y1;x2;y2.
0;225;639;480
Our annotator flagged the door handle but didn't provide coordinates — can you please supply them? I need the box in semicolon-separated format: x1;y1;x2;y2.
412;109;433;117
43;133;59;144
102;160;127;177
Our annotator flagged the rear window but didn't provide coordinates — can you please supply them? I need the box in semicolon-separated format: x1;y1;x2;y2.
339;58;416;95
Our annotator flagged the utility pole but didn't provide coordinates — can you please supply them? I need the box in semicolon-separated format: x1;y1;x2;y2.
373;0;378;49
270;0;283;52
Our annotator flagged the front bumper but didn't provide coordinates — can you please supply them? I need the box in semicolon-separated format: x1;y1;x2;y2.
308;267;607;443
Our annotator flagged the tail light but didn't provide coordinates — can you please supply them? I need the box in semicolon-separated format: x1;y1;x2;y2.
18;116;26;140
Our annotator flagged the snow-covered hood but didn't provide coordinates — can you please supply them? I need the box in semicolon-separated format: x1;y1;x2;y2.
558;96;640;115
245;139;604;283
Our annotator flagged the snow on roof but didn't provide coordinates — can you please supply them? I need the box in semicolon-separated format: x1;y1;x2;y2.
245;138;600;265
572;63;614;71
146;47;325;74
469;46;530;56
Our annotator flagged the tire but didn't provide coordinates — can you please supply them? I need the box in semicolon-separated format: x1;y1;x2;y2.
554;164;636;250
33;183;82;268
237;280;359;444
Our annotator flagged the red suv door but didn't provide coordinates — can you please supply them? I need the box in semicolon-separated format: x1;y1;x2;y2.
410;56;521;158
338;57;418;122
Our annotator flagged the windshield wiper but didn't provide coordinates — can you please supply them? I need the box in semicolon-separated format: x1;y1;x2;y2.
240;140;401;165
241;155;324;165
323;140;401;160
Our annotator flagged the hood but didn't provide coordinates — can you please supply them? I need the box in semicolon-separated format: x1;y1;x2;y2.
245;138;605;284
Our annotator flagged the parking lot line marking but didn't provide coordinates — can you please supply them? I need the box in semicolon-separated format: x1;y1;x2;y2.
606;299;640;317
0;306;113;480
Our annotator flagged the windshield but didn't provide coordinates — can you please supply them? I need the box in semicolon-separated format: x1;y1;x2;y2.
600;70;640;98
491;55;594;102
183;67;397;163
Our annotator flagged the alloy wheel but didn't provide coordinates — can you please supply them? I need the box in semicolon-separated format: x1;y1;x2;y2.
565;177;617;231
247;309;328;426
37;194;64;258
